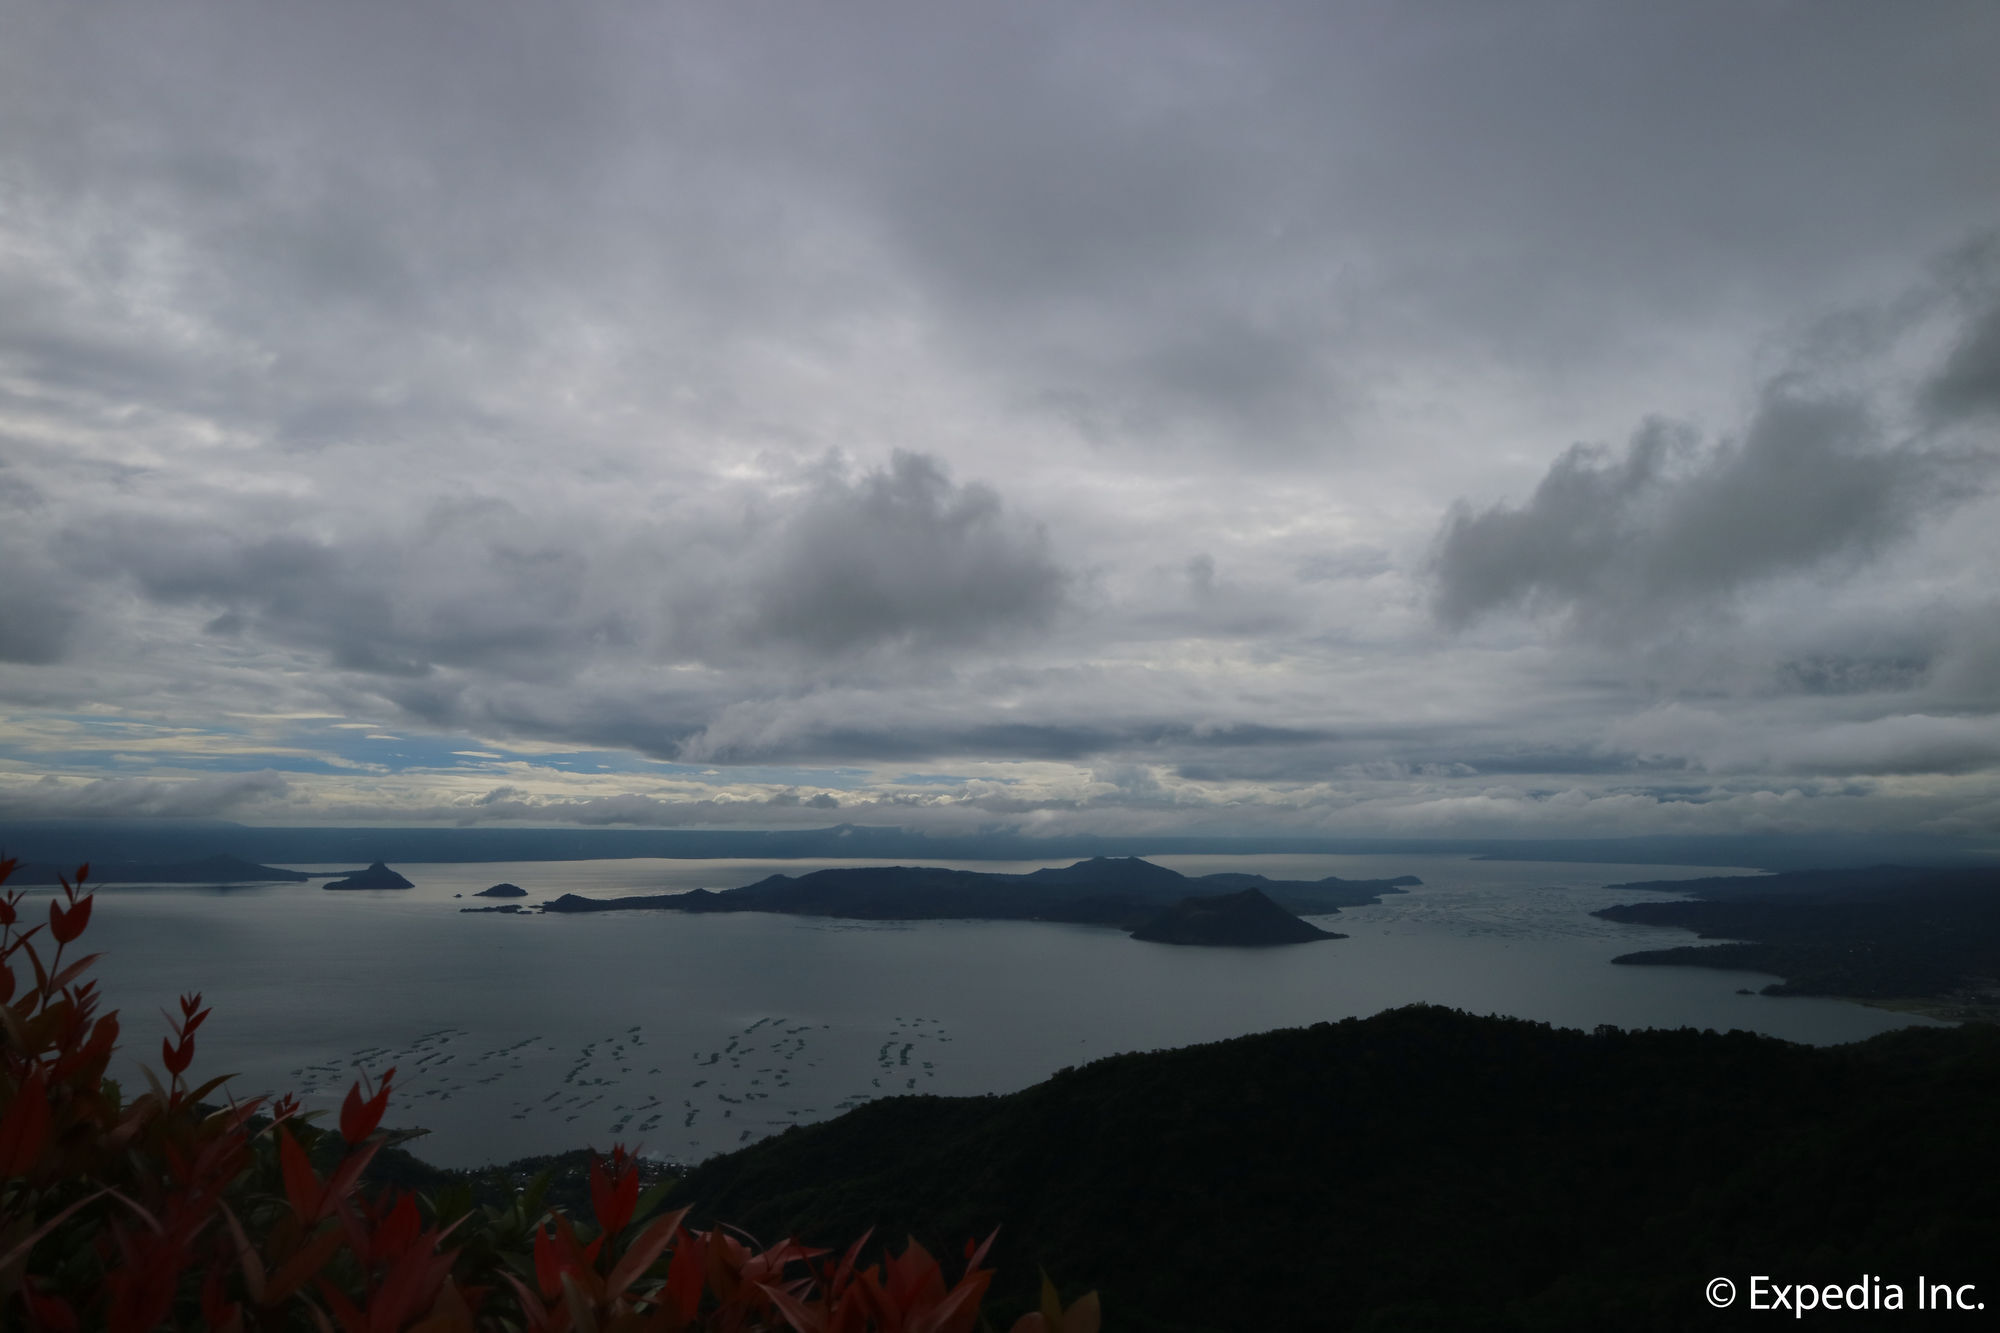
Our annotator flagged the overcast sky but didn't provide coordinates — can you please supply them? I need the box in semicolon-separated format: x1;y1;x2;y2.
3;1;1999;841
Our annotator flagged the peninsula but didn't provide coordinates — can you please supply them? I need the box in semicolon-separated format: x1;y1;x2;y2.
1595;864;2000;1019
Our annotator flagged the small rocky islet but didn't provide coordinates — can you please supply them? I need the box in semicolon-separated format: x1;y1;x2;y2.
322;860;415;890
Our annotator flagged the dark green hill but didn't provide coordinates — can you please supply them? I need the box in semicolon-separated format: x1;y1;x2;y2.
1597;865;2000;1015
1605;864;1999;903
1129;887;1340;945
1019;855;1192;892
671;1006;2000;1331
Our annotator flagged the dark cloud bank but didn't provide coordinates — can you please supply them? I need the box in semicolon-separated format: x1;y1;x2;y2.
1432;383;1990;633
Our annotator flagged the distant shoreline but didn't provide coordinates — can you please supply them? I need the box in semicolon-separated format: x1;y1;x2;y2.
7;820;1995;873
1597;865;2000;1022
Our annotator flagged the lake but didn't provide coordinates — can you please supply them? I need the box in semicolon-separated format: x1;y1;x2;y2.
37;853;1943;1169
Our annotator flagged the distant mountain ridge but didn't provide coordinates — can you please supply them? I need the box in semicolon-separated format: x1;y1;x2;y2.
7;818;1993;870
0;854;308;886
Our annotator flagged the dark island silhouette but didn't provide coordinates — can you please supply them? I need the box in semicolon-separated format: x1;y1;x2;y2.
474;882;528;897
529;856;1411;944
322;860;415;890
1596;864;2000;1018
1130;887;1341;945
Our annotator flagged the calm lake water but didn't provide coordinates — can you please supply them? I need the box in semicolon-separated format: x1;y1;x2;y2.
39;853;1942;1169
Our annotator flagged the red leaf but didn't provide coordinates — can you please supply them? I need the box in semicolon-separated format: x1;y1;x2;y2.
370;1192;423;1263
590;1145;641;1237
531;1217;608;1312
605;1207;689;1302
49;893;92;944
885;1237;946;1314
908;1267;994;1333
962;1228;998;1280
759;1278;829;1333
314;1276;368;1333
22;1286;80;1333
80;1011;120;1066
363;1228;461;1331
0;1188;112;1276
104;1227;185;1333
162;1034;195;1077
320;1135;384;1207
660;1226;706;1323
0;1067;51;1175
827;1227;873;1298
219;1203;268;1305
532;1221;563;1300
338;1066;394;1144
278;1125;325;1223
262;1224;346;1306
496;1272;553;1333
201;1264;242;1331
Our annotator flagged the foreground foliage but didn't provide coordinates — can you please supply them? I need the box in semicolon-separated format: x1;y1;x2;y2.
0;858;1096;1332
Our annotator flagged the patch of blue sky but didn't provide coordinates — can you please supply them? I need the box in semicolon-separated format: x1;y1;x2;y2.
889;772;1005;786
4;745;363;778
679;764;873;789
283;724;866;788
13;712;895;791
0;714;365;776
294;729;521;774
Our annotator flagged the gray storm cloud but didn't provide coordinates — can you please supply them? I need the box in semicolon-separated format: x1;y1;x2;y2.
733;452;1067;656
0;547;78;665
1922;233;2000;424
63;452;1064;685
1927;303;2000;424
1431;384;1987;632
0;770;291;821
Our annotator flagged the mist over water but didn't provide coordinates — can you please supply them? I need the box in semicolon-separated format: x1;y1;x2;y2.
59;855;1941;1169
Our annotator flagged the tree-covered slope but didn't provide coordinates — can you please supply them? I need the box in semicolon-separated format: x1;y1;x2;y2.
1597;866;2000;1012
672;1005;2000;1331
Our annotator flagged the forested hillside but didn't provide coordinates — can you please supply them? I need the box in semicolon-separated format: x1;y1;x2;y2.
674;1006;2000;1331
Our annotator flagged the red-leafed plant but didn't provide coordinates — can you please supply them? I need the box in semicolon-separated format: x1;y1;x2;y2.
0;856;1098;1331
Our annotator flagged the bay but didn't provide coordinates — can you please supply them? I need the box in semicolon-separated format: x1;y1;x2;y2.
37;853;1941;1169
